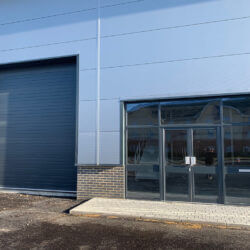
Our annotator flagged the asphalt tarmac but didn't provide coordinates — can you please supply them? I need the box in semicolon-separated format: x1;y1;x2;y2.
0;193;249;250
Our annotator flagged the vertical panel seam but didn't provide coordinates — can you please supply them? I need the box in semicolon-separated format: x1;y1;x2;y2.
96;0;101;165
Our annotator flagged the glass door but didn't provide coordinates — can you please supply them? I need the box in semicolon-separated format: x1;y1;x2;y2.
165;129;190;201
164;128;219;203
192;128;219;203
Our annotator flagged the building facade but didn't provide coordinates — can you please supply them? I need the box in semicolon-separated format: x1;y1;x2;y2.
0;0;249;205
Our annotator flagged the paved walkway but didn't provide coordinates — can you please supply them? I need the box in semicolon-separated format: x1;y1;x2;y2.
70;198;250;227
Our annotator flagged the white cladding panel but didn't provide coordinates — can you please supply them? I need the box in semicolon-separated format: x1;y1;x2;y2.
0;40;97;70
78;132;96;164
79;70;97;101
100;0;250;36
0;0;98;24
101;19;250;67
1;0;250;165
100;54;250;100
0;11;97;52
79;101;97;133
99;132;120;165
100;99;120;132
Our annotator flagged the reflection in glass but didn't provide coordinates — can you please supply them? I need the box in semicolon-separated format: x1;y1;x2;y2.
193;129;217;166
126;165;160;200
193;129;218;203
165;130;189;201
165;130;187;166
224;126;250;204
125;95;250;205
225;173;250;204
127;102;158;125
127;128;159;165
223;96;250;124
224;126;250;166
161;99;220;125
194;174;218;202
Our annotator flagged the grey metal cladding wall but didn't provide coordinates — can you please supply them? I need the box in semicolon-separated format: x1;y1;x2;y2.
0;58;77;192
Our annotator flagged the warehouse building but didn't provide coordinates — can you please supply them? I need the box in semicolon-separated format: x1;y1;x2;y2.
0;0;249;205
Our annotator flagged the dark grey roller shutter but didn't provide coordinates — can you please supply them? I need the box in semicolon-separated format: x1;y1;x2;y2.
0;58;76;194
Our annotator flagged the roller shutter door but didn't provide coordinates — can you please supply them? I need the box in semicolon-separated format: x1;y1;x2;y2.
0;58;76;194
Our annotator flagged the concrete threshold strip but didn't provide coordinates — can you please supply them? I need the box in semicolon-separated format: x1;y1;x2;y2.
70;198;250;229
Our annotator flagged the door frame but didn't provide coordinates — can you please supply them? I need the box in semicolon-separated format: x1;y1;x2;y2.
161;125;224;203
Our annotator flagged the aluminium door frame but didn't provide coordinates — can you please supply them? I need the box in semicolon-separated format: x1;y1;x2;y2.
161;125;224;203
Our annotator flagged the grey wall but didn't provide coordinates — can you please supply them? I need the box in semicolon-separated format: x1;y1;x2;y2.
1;0;250;166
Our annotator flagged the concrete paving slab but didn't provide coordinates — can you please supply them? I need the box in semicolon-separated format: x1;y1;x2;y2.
70;198;250;227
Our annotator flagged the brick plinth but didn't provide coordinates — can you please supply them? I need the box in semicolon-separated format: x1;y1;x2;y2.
77;166;125;200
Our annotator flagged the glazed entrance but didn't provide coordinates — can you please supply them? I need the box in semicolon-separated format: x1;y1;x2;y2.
165;128;219;203
125;95;250;205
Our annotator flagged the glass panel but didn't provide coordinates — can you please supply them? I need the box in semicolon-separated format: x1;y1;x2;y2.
223;96;250;124
161;99;220;125
165;130;189;201
193;129;218;203
224;126;250;204
127;128;159;165
126;165;160;200
224;126;250;166
165;130;187;166
127;102;158;125
193;129;218;166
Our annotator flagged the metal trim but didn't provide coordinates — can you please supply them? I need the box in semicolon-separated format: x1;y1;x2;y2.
188;129;194;202
126;125;159;129
0;54;79;68
161;125;220;129
75;54;80;166
220;100;226;204
0;186;76;197
120;92;250;103
126;124;221;129
96;0;101;165
120;101;125;166
125;122;128;198
217;126;224;204
120;101;126;198
160;128;165;201
76;164;123;167
223;123;250;126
